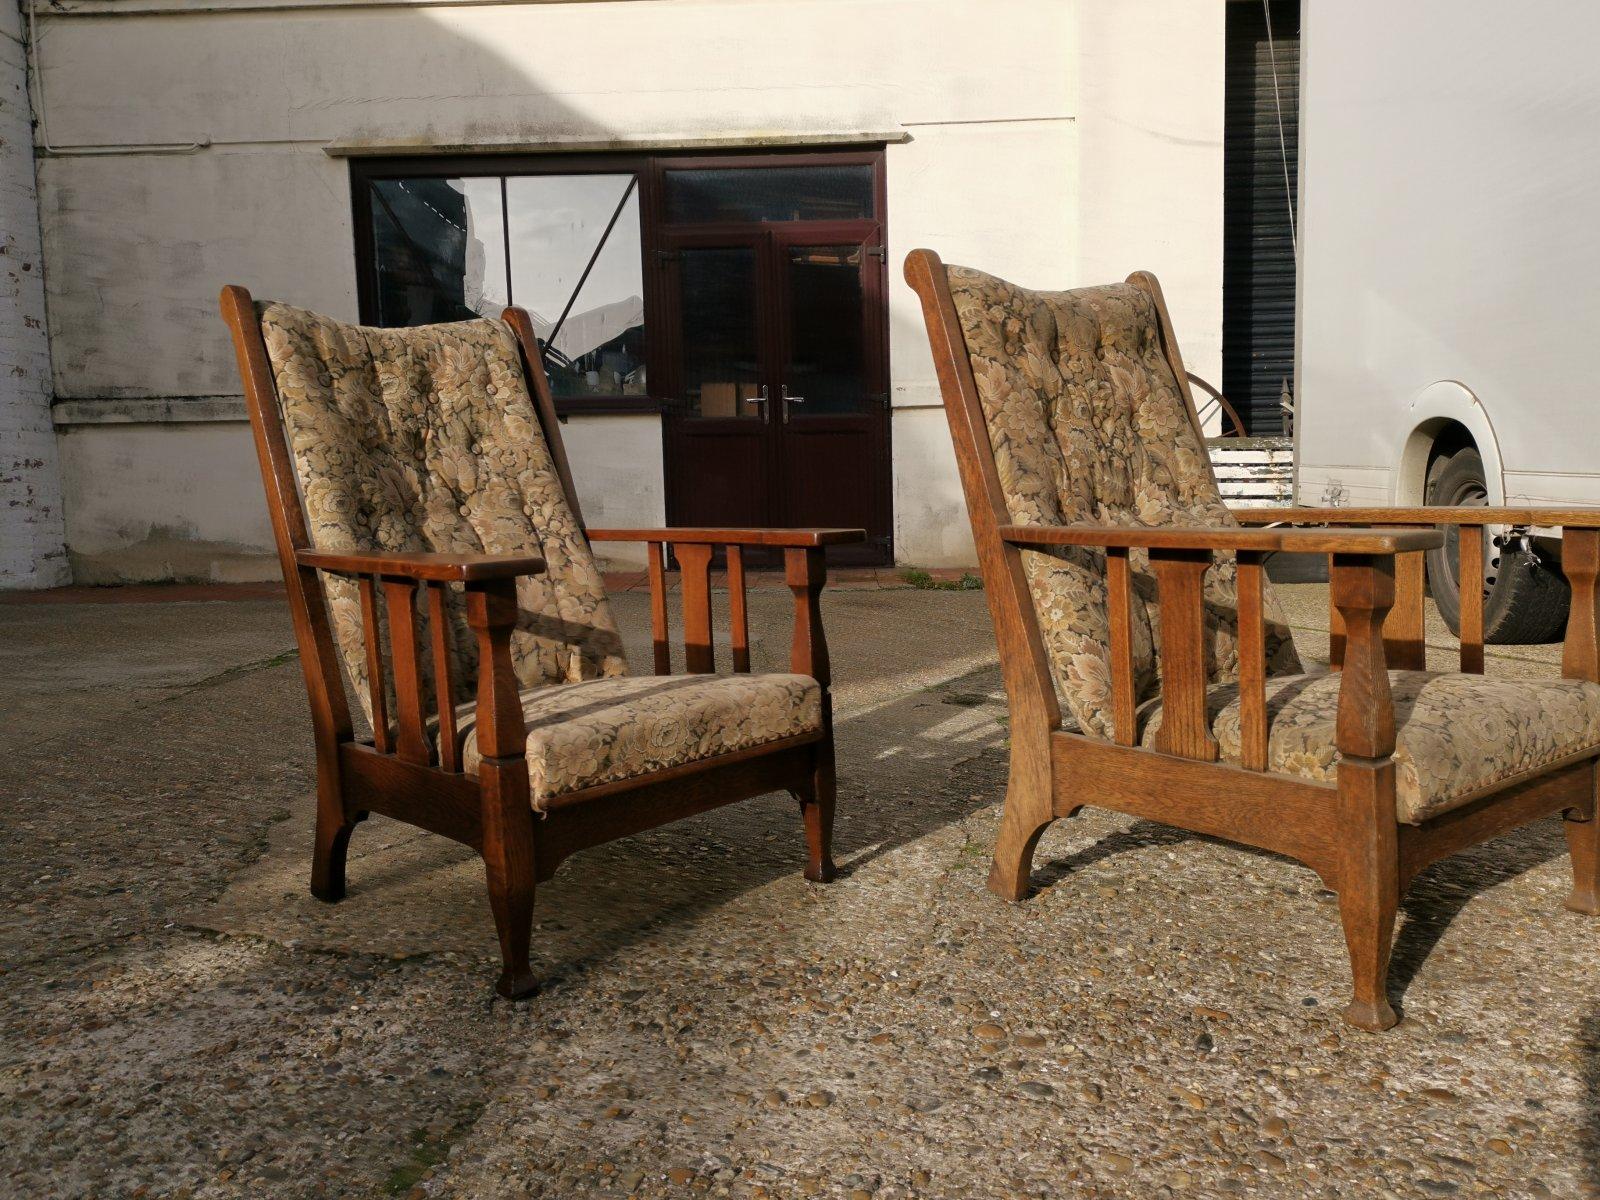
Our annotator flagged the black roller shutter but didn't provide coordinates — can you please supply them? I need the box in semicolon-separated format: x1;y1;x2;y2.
1223;0;1300;436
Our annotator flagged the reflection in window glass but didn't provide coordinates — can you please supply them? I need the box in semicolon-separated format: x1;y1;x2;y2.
370;178;506;326
663;165;875;224
678;247;759;419
507;174;647;398
786;245;866;415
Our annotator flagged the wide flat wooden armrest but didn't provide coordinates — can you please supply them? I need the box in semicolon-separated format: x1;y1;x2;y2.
587;527;866;548
997;523;1442;555
1239;506;1600;529
295;548;546;583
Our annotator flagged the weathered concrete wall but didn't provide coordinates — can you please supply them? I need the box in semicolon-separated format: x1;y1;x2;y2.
57;419;275;585
32;0;1225;578
0;1;67;588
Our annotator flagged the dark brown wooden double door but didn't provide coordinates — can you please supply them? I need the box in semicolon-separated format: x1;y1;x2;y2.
660;218;891;565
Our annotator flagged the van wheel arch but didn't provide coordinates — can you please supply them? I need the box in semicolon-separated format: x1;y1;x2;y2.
1421;436;1569;645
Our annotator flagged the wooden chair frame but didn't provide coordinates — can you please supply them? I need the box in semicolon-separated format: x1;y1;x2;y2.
905;249;1600;1030
220;287;863;999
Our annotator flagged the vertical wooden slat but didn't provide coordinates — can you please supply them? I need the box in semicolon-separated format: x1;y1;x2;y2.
1459;524;1485;673
382;576;431;765
647;541;671;675
1236;551;1269;771
357;575;391;754
1328;552;1346;671
1149;548;1220;762
1106;547;1137;746
1384;550;1427;671
428;584;460;773
727;545;751;673
677;542;716;674
1562;528;1600;683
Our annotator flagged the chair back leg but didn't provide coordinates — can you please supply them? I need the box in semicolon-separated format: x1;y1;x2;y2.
1564;759;1600;914
793;742;838;884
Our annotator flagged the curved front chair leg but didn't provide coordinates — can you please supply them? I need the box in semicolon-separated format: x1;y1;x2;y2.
988;810;1052;903
310;802;364;903
988;748;1055;902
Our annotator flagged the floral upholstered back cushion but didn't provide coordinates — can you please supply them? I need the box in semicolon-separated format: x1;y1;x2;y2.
257;303;628;726
945;265;1300;738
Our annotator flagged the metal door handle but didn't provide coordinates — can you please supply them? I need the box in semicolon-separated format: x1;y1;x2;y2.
780;384;804;423
742;384;768;418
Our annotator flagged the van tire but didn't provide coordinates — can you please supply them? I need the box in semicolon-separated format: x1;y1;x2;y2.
1424;446;1569;645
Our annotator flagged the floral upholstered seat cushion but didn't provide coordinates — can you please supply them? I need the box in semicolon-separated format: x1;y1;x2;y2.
450;674;824;808
944;266;1300;740
1140;671;1600;823
256;303;628;724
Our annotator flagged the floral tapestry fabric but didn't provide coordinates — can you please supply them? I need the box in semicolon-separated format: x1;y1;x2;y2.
944;265;1301;738
452;674;824;808
256;302;628;728
1140;670;1600;823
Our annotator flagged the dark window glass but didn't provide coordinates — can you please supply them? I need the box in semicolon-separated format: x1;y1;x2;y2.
663;165;874;224
785;245;867;416
678;248;761;419
370;178;506;326
507;174;646;399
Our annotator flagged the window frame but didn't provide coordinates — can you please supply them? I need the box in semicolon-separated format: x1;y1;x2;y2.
349;147;886;416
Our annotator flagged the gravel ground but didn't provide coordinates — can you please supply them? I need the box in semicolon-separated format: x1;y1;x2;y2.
3;579;1599;1199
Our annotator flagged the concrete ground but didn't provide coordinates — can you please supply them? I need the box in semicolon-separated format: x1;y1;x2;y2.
3;578;1598;1200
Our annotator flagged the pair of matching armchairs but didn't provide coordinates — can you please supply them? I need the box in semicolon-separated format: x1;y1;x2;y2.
225;255;1600;1031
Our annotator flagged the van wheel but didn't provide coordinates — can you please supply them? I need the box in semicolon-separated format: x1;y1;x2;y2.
1424;446;1569;644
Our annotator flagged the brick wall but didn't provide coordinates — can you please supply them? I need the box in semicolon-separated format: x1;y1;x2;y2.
0;4;66;588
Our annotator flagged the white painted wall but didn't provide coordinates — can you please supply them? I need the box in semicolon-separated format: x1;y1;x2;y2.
1075;0;1227;392
30;0;1226;581
0;0;68;588
561;413;664;568
1297;0;1600;509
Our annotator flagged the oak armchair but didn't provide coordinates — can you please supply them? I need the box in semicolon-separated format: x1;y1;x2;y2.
905;249;1600;1030
220;287;861;999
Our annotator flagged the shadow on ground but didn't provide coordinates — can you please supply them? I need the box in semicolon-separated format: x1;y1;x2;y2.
5;584;1599;1200
187;587;1010;979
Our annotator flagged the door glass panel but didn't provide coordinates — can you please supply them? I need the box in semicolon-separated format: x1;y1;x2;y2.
506;174;647;399
784;245;867;416
680;248;762;420
370;178;507;325
663;165;874;224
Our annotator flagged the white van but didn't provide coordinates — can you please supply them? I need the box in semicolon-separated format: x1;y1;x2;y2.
1293;0;1600;641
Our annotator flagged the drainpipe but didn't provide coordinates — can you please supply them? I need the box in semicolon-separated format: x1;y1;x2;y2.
1;0;68;587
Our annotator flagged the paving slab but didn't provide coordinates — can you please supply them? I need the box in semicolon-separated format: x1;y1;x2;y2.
2;582;1597;1200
